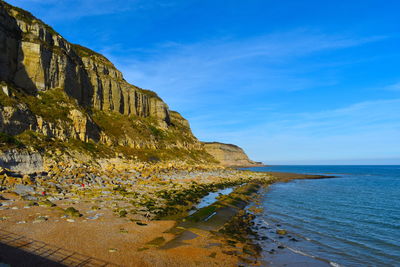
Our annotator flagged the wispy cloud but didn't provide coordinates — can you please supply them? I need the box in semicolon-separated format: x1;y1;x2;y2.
384;82;400;91
105;30;385;111
109;26;373;105
195;99;400;162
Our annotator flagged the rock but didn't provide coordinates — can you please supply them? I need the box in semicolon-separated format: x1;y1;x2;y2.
0;1;203;155
202;142;263;167
33;216;48;223
38;200;56;207
13;184;34;195
22;195;38;201
118;209;127;217
108;248;118;253
87;213;102;220
64;207;82;217
27;201;39;206
276;229;287;235
0;150;43;174
66;219;75;222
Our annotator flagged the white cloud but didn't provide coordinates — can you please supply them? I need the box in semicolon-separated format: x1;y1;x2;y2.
384;82;400;91
193;99;400;162
105;30;385;113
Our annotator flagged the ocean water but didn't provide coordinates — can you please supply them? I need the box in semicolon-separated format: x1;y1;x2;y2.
244;165;400;266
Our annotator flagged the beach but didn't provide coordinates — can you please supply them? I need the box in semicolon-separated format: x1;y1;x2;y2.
0;163;337;266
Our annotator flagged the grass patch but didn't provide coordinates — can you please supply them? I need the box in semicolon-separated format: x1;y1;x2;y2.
0;132;25;149
20;88;74;123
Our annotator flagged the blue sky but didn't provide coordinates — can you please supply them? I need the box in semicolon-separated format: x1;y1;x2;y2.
7;0;400;164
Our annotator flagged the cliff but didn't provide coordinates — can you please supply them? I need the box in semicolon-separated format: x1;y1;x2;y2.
202;142;263;167
0;0;213;166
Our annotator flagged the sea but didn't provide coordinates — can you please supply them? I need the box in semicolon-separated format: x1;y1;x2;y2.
243;165;400;267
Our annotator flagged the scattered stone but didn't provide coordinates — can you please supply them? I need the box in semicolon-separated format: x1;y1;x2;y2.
11;206;19;210
277;245;285;249
22;195;38;201
66;219;75;222
13;185;34;195
17;221;26;224
118;209;127;217
108;248;118;253
87;213;103;220
276;229;287;235
136;222;147;226
64;207;82;217
27;201;39;207
38;200;56;207
33;216;48;223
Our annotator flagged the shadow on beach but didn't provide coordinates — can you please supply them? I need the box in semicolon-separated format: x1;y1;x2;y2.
0;229;118;267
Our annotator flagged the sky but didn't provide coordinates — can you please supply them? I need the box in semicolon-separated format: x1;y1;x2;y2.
7;0;400;164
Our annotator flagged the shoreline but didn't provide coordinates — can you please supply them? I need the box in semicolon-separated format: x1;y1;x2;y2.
0;167;336;266
246;170;338;266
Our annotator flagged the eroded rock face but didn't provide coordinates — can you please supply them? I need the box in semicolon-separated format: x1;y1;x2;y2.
0;104;36;135
202;142;263;167
0;149;43;173
0;1;200;152
0;3;170;122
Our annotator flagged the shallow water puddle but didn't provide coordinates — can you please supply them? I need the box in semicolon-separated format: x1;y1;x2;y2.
188;187;234;215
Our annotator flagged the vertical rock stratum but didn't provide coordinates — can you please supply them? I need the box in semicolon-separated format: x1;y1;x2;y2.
203;142;263;167
0;0;213;167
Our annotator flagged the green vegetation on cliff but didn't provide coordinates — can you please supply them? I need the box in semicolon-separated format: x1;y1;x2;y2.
0;1;217;164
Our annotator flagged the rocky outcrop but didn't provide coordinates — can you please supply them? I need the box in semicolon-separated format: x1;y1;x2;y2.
202;142;263;167
0;3;171;124
0;1;202;156
0;149;43;172
0;1;264;171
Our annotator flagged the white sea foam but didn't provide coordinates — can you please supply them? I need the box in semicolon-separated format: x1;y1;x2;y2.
286;246;316;258
329;261;342;267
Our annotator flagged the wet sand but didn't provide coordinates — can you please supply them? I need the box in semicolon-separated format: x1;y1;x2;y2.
0;170;336;266
0;194;239;267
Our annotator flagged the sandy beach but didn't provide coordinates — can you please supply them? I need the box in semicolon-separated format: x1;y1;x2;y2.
0;165;336;267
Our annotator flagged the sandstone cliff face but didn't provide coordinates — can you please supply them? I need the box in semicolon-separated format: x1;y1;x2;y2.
0;1;202;159
0;4;170;123
0;149;43;173
203;142;263;167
